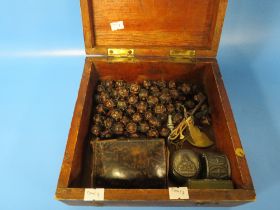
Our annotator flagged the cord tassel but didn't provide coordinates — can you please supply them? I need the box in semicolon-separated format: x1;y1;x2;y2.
186;116;214;148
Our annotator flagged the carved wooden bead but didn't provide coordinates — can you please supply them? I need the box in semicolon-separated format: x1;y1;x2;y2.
150;85;160;93
194;92;205;102
147;129;159;138
126;122;137;134
99;92;109;103
132;113;142;123
159;93;171;103
180;82;191;94
120;116;130;125
96;104;106;114
143;80;151;89
93;114;103;124
97;84;105;92
145;111;153;121
115;80;125;87
104;99;115;109
170;89;179;99
128;95;138;105
129;83;140;94
118;87;129;98
127;106;136;115
149;117;161;128
136;101;147;113
166;103;175;113
168;80;176;89
160;127;170;137
101;80;114;89
147;96;159;106
112;122;124;135
104;118;113;129
111;89;118;98
154;104;167;114
110;109;123;121
139;89;149;100
91;124;101;136
117;99;127;110
139;122;150;133
157;81;167;89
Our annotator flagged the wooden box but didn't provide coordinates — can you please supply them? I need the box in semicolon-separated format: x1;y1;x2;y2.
55;0;256;206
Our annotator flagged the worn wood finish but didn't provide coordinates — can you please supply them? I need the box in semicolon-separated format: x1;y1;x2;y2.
57;60;95;188
56;57;255;206
56;187;255;206
56;0;255;205
204;62;254;189
80;0;228;57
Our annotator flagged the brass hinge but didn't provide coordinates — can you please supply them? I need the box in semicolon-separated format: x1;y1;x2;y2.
107;48;136;63
169;49;196;63
108;48;134;57
170;49;196;58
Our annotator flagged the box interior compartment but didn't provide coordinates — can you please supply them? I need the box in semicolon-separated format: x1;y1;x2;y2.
65;58;253;192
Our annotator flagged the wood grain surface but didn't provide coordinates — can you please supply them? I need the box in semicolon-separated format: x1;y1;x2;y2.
80;0;228;57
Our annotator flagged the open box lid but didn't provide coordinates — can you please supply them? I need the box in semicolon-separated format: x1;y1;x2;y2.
80;0;228;58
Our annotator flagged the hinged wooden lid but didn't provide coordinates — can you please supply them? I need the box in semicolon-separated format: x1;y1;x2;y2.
80;0;228;57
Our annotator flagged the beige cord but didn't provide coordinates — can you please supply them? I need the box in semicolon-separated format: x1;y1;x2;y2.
168;100;214;148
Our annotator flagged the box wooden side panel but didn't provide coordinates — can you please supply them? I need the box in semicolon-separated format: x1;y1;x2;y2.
80;0;95;53
56;188;255;206
209;0;228;57
209;60;254;190
56;59;94;188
